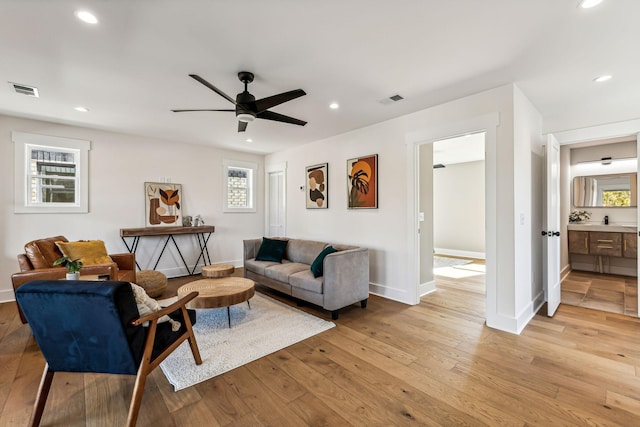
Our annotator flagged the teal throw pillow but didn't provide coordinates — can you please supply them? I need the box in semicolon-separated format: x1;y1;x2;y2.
310;246;338;278
255;237;288;263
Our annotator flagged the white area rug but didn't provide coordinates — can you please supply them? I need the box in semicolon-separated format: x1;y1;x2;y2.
160;293;335;391
433;255;472;269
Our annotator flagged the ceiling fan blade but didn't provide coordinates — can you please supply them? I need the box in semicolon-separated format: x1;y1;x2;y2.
238;121;248;132
189;74;236;105
254;89;306;113
257;110;307;126
171;109;235;112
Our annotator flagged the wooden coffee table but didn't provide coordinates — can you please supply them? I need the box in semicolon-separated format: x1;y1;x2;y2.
177;277;255;327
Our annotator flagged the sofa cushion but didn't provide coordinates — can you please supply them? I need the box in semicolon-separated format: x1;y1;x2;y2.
290;270;323;294
55;240;113;265
310;246;337;278
24;236;68;269
244;258;281;276
286;240;328;265
255;237;288;263
265;262;310;283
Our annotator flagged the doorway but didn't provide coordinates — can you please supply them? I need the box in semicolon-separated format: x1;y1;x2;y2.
265;163;286;237
406;112;499;328
430;133;486;292
559;137;639;317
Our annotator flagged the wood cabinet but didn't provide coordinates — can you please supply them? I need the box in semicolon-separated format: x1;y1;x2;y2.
568;230;637;274
623;233;638;258
568;231;589;255
589;231;622;257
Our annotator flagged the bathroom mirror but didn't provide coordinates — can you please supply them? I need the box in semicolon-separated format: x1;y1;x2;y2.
573;173;637;207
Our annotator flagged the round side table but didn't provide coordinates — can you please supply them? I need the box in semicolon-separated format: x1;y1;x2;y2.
201;264;235;278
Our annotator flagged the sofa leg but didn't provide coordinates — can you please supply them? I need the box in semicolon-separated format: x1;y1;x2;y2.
360;298;368;309
331;310;339;320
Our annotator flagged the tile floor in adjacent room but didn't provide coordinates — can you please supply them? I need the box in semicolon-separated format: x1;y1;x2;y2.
561;270;638;317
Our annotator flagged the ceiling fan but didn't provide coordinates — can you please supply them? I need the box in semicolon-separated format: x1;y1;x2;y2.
171;72;307;132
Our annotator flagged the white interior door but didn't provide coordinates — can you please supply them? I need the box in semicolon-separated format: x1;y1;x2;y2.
267;170;285;236
544;134;561;316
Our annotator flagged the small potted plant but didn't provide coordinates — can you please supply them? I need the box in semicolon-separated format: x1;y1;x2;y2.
569;210;591;224
53;256;84;280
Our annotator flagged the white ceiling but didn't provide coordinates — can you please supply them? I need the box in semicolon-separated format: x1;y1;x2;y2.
433;132;485;166
1;1;639;154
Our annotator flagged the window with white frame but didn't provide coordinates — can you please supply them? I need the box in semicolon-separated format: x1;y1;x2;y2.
13;131;90;213
223;160;257;212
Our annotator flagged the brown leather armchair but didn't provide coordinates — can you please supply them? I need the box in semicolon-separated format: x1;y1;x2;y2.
11;236;137;323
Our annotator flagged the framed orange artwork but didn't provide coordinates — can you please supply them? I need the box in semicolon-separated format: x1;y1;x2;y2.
347;154;377;209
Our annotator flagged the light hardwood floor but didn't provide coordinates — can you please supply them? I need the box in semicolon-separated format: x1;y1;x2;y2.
2;267;640;426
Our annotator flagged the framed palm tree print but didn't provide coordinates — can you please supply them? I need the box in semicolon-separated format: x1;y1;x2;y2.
347;154;378;209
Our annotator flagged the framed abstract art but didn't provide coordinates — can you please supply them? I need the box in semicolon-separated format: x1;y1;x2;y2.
347;154;378;209
306;163;328;209
144;182;183;226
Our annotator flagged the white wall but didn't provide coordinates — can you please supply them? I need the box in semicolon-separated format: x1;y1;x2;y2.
433;160;485;258
560;145;571;273
513;85;545;329
266;83;545;334
419;144;434;290
1;115;265;301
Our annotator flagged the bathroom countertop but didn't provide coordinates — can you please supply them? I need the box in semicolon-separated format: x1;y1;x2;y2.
567;223;638;233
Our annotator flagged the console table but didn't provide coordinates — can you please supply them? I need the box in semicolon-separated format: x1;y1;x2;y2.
120;226;215;276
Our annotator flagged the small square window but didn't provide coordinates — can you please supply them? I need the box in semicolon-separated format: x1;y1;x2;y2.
223;160;257;213
13;132;90;213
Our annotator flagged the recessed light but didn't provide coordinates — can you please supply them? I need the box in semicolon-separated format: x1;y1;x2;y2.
245;138;253;143
74;106;89;112
75;10;98;24
593;74;612;82
579;0;603;9
329;102;339;110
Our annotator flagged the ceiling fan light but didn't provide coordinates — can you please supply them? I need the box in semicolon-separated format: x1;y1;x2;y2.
237;113;255;123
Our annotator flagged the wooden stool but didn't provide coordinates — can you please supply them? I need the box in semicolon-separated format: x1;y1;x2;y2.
136;270;168;298
201;264;235;278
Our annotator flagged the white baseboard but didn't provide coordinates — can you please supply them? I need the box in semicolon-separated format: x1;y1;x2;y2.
0;289;16;303
434;248;486;259
369;282;416;305
418;280;436;297
516;289;545;334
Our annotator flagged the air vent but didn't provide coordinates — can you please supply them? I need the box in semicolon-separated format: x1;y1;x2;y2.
10;82;39;97
433;164;446;169
379;94;404;105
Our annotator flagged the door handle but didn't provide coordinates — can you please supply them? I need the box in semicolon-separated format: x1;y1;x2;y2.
552;231;560;237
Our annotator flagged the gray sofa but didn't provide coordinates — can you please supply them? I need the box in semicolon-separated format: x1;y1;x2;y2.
243;238;369;319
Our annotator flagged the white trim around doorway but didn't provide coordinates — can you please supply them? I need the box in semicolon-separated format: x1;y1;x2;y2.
405;113;499;326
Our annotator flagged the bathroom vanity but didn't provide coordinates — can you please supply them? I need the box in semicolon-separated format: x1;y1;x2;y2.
568;224;638;276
